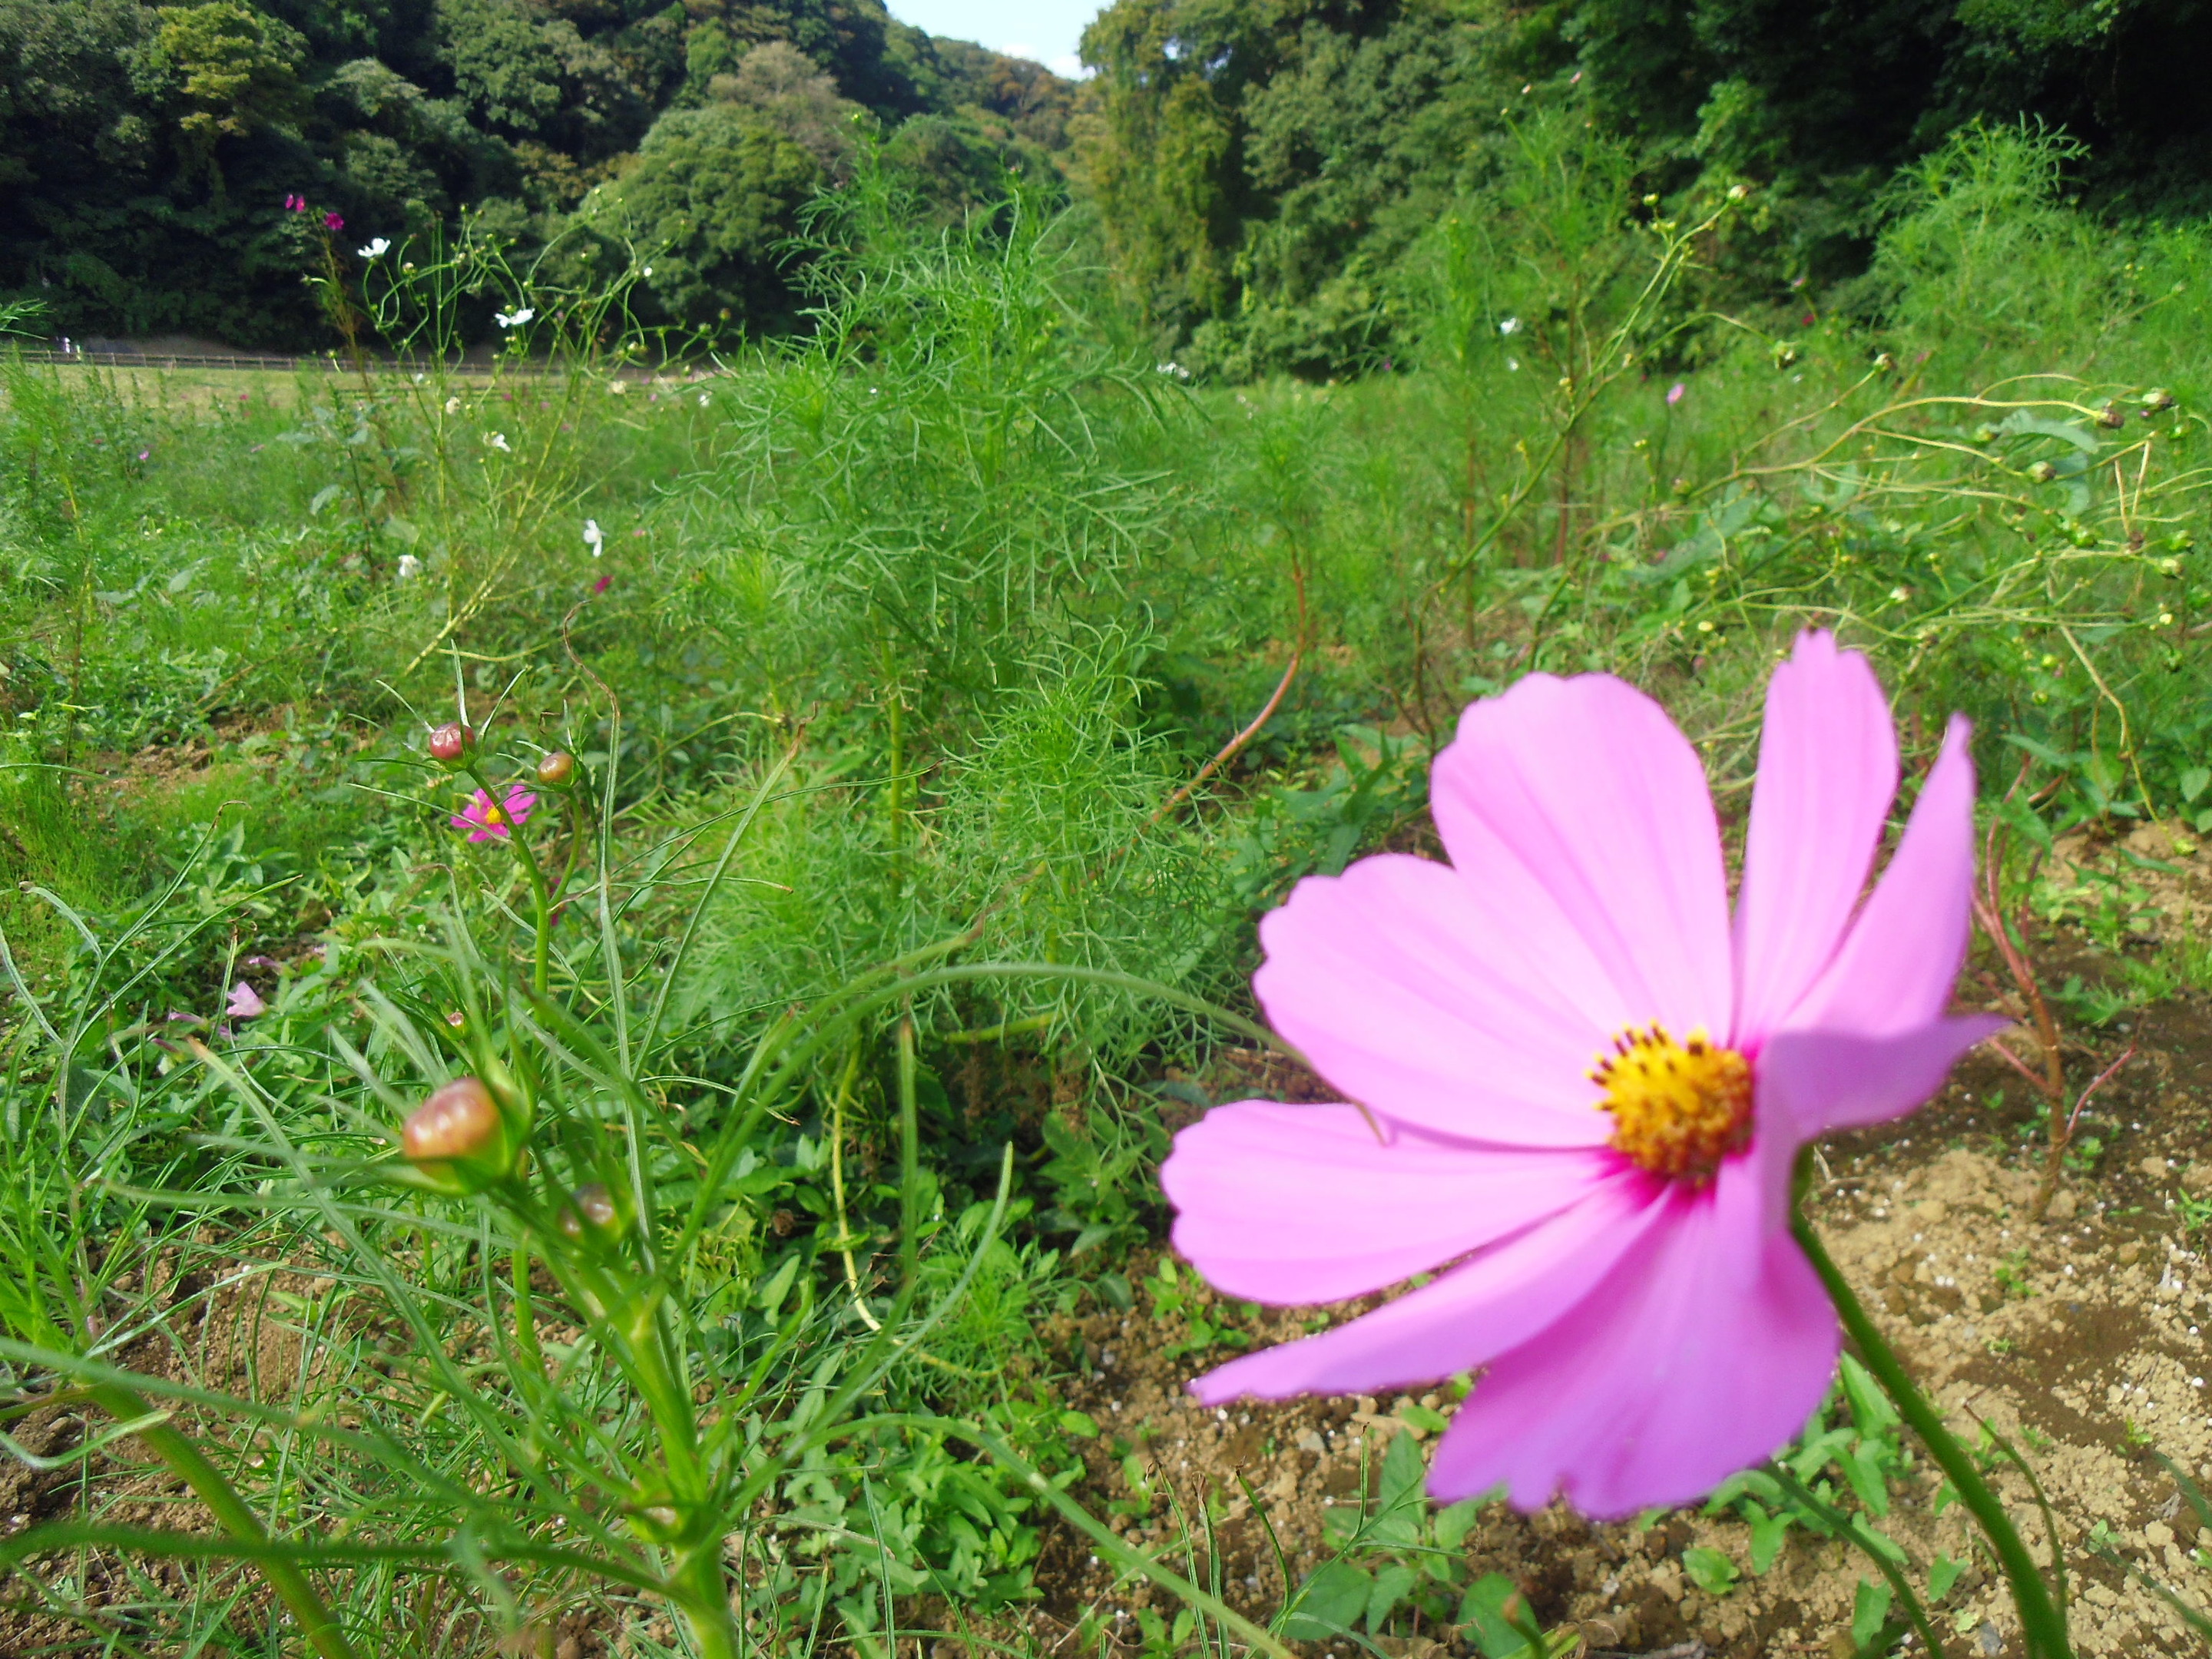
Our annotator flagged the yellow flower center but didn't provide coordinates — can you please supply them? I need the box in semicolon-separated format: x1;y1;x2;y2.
483;805;505;826
1591;1024;1753;1186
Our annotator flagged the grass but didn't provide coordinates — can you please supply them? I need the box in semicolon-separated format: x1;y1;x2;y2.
2;120;2212;1655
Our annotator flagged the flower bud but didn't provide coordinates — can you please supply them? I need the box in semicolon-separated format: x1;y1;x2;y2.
2098;402;2127;430
429;722;475;768
558;1181;624;1247
535;750;576;788
2144;387;2177;412
401;1077;517;1192
2027;460;2058;484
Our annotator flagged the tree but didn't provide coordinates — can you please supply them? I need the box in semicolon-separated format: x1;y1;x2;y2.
594;100;820;334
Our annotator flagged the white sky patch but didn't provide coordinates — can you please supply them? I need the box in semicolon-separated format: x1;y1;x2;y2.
885;0;1103;75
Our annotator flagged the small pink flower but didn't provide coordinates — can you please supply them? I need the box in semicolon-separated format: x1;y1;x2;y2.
284;194;305;211
324;211;344;230
226;982;266;1019
591;574;612;594
452;785;537;842
1666;381;1687;406
137;449;151;462
1161;631;1995;1518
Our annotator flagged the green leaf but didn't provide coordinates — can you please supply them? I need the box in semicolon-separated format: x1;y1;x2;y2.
1744;1502;1792;1574
1056;1410;1099;1439
1366;1562;1419;1630
1459;1572;1543;1659
1401;1402;1450;1434
1839;1353;1899;1434
1682;1545;1740;1595
1434;1497;1484;1550
1851;1577;1894;1651
1378;1426;1427;1510
1284;1561;1371;1639
1096;1273;1132;1312
2183;767;2212;806
1929;1554;1965;1600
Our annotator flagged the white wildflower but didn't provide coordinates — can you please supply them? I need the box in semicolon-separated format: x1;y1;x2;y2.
357;237;390;260
583;519;604;558
486;432;512;453
1499;316;1522;336
396;553;422;580
494;306;535;329
444;396;462;415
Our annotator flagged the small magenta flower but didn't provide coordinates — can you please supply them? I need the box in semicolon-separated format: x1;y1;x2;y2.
453;785;536;842
323;210;344;231
226;982;266;1019
1161;631;1997;1518
591;573;612;595
284;193;306;211
1666;380;1687;406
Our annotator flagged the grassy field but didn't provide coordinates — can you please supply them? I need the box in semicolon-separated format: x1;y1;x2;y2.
5;122;2212;1657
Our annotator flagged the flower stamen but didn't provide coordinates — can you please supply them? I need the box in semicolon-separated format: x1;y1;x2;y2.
1591;1023;1753;1186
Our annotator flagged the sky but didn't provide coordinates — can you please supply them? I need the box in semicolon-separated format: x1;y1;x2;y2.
884;0;1101;78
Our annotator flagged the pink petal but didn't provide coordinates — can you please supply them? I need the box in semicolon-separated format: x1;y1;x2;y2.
1730;633;1898;1044
1253;856;1618;1147
1429;673;1732;1044
1790;715;1977;1037
1429;1157;1837;1516
1760;1016;2005;1141
1163;1102;1611;1303
1187;1171;1667;1404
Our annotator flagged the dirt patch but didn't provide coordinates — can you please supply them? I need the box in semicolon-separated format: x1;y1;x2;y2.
1018;1030;2212;1659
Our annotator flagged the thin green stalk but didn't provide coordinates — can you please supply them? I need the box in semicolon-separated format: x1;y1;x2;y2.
1791;1210;2071;1659
1768;1462;1948;1658
85;1383;360;1659
465;762;555;995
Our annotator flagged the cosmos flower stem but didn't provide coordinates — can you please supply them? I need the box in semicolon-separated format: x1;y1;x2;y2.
1767;1460;1947;1657
465;763;555;996
1791;1206;2073;1659
85;1383;361;1659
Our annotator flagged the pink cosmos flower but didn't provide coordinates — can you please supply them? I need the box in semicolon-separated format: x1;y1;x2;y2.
1161;631;1998;1518
226;982;266;1019
323;211;345;231
1666;380;1687;406
452;785;536;843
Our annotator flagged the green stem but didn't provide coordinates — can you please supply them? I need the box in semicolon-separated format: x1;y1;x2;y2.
465;763;555;996
668;1539;740;1659
1791;1210;2072;1659
1768;1462;1948;1659
87;1383;360;1659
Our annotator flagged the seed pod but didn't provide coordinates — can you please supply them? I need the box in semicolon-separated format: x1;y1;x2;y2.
535;750;576;788
429;722;475;767
401;1077;517;1192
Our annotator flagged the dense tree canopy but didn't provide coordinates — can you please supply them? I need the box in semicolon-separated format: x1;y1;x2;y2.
0;0;1079;345
1078;0;2212;376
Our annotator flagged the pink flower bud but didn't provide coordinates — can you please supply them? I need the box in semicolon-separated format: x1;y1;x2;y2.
429;722;474;767
535;750;576;788
401;1078;516;1191
558;1182;621;1242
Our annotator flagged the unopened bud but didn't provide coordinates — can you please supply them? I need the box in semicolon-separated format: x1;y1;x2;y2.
429;722;475;767
401;1077;515;1191
2026;460;2058;483
2144;387;2177;412
535;750;576;788
2098;402;2127;429
558;1181;621;1242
